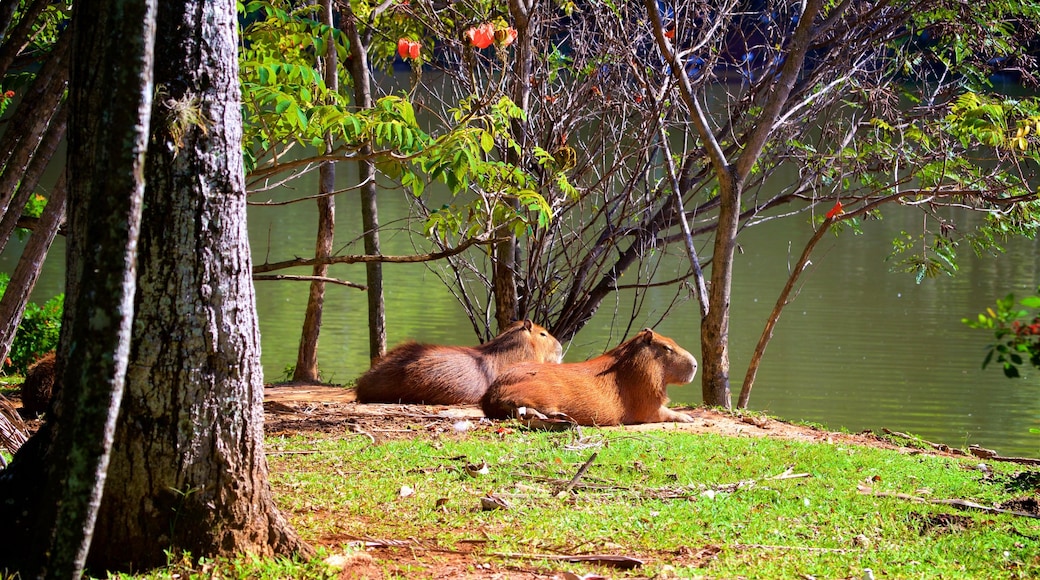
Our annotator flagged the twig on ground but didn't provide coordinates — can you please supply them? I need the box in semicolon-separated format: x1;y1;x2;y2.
882;428;1040;465
490;552;644;570
554;451;599;497
861;488;1040;519
733;542;852;553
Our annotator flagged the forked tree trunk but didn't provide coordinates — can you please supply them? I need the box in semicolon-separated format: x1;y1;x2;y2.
87;0;310;569
293;0;337;382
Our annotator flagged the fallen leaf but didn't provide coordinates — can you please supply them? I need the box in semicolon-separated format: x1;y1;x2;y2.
480;493;510;511
399;485;415;498
464;460;490;477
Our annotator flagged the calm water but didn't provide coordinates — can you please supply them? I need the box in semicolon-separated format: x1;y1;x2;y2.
6;169;1040;457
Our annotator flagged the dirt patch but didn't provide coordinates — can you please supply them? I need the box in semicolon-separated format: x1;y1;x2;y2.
263;384;919;453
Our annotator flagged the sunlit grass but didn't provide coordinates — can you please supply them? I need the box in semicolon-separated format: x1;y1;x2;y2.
262;426;1040;578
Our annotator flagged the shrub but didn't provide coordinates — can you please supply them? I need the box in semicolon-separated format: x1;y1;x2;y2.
0;273;63;375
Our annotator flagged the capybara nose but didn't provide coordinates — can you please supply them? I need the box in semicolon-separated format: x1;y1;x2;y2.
682;355;698;383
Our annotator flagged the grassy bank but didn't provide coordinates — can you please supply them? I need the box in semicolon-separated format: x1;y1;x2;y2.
239;421;1037;579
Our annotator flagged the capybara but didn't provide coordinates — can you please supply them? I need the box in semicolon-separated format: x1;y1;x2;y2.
21;351;56;416
354;319;564;405
482;328;697;425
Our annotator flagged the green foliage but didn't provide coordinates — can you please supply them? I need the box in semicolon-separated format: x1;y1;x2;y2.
238;1;552;247
887;230;959;284
963;289;1040;378
0;274;63;375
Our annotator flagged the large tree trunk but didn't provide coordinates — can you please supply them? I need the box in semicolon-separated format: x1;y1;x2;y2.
87;0;310;569
293;0;337;382
0;1;155;576
342;5;386;360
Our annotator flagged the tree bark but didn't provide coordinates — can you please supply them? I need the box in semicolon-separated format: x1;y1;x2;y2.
342;4;386;360
87;0;311;569
293;0;337;382
9;0;156;576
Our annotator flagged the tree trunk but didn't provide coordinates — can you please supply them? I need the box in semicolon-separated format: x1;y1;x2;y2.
0;103;66;256
493;0;536;330
9;0;155;576
0;31;69;223
0;0;49;79
293;0;337;382
342;5;386;360
0;172;65;367
87;0;310;569
699;171;739;408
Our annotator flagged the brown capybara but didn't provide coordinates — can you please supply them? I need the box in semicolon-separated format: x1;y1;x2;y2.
21;351;56;416
354;319;564;405
482;328;697;425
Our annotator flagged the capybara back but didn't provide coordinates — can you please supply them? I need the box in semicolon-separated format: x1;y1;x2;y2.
355;319;563;405
21;351;56;416
482;328;697;425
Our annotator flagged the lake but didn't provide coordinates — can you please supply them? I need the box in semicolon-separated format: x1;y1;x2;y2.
5;164;1040;458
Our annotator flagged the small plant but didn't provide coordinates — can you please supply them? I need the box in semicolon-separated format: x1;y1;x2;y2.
962;289;1040;378
0;274;63;375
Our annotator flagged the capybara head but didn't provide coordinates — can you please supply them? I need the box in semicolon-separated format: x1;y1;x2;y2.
489;319;563;364
621;328;698;386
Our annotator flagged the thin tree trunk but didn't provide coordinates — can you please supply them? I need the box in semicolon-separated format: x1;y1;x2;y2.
493;0;536;330
23;0;156;575
0;0;48;79
342;5;386;360
699;172;739;408
0;173;65;367
739;214;838;407
0;31;69;221
0;103;66;256
88;0;311;569
293;0;337;382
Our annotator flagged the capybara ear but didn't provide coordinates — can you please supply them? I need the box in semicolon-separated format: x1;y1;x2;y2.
640;328;655;342
523;319;534;331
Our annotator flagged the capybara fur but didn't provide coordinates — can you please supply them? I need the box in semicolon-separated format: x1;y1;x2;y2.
355;320;563;405
21;351;56;416
482;328;697;425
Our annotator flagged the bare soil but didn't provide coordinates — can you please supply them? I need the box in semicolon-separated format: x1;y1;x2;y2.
262;383;1012;580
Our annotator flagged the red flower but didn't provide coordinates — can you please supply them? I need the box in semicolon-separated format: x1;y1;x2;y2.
3;90;13;99
664;28;675;40
465;23;495;49
397;38;421;60
825;200;844;220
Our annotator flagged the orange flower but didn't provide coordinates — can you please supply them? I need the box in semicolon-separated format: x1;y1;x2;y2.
825;200;844;220
465;23;495;49
496;26;518;47
397;38;421;60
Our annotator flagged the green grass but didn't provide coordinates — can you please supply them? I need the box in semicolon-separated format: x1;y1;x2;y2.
92;424;1040;578
255;426;1040;579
